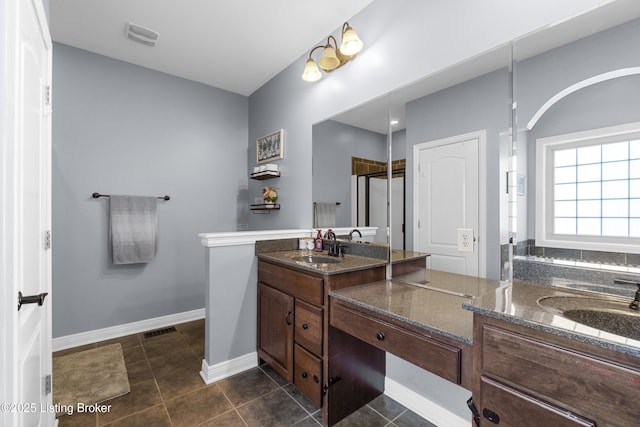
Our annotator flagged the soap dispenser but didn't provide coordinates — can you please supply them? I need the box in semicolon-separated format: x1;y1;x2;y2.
315;230;323;252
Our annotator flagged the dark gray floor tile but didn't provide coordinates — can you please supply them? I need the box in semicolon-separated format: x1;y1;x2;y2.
367;394;407;421
393;409;438;427
283;383;319;414
334;405;390;427
216;367;280;406
236;389;309;427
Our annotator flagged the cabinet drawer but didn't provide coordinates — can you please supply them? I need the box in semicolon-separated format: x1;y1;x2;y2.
259;261;324;305
331;302;461;384
295;300;323;356
480;376;595;427
482;324;640;426
294;344;323;407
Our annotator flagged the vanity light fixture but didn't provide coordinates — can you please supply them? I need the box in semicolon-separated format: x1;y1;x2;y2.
301;22;363;82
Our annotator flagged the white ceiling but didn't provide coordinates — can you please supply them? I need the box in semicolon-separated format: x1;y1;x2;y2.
50;0;374;96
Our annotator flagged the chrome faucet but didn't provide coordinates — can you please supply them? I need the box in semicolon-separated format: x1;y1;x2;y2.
614;279;640;310
348;229;362;241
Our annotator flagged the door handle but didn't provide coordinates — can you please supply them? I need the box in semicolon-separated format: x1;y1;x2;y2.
18;291;48;311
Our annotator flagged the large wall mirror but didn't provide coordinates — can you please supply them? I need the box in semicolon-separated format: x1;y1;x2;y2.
513;1;640;260
312;95;392;245
312;46;513;280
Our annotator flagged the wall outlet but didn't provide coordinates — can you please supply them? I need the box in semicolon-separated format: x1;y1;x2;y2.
457;228;474;253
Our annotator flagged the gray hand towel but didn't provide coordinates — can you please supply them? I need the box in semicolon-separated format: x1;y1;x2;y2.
314;202;336;228
110;195;158;264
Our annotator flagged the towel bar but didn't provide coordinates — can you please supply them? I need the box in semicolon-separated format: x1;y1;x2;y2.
92;192;170;201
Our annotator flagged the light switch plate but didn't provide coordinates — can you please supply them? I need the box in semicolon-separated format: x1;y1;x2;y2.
457;228;474;253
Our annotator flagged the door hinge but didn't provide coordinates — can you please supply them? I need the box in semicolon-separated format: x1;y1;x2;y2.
321;376;341;395
43;85;52;115
44;85;52;106
44;374;51;395
45;230;51;250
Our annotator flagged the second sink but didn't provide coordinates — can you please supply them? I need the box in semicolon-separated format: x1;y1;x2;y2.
538;295;640;340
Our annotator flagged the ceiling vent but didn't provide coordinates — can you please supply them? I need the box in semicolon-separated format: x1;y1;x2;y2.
125;22;159;47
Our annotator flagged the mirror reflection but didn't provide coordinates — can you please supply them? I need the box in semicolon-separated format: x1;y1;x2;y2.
313;46;513;280
312;95;393;245
513;4;640;261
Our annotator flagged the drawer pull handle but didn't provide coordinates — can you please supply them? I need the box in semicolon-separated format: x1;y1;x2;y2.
376;332;385;341
285;311;292;325
482;408;500;424
302;372;308;378
313;375;319;383
302;323;309;330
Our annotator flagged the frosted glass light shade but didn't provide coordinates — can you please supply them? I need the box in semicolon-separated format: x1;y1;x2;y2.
302;58;322;82
318;46;340;70
340;27;363;56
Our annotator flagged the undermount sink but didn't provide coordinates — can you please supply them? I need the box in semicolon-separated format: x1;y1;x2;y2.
538;295;640;340
292;255;341;264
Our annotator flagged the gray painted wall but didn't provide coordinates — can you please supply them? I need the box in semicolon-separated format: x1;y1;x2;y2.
517;18;640;240
52;43;249;337
312;120;386;227
404;68;511;280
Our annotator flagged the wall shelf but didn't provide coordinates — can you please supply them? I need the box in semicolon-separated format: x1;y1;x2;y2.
250;203;280;213
250;170;280;180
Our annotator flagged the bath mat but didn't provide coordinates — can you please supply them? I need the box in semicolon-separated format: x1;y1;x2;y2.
53;343;130;413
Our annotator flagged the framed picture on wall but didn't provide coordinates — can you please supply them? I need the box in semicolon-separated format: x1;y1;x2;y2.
256;129;284;163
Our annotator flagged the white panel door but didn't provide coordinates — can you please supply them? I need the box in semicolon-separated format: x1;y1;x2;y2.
1;0;53;425
415;135;480;276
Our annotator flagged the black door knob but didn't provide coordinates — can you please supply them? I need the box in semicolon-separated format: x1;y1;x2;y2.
376;332;385;341
302;323;309;329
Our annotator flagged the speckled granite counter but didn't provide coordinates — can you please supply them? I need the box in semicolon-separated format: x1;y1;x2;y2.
330;280;475;344
256;250;387;275
331;268;640;358
330;270;502;344
463;278;640;357
390;249;428;263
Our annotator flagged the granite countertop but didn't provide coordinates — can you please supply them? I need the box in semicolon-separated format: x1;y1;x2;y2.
257;250;387;275
330;269;502;344
257;247;429;275
330;268;640;357
330;280;476;344
391;249;429;263
464;278;640;357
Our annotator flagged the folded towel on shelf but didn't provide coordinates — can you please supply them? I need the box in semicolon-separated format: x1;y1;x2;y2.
110;195;158;265
314;202;336;228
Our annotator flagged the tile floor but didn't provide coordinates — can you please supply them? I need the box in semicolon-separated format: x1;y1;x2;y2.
53;319;437;426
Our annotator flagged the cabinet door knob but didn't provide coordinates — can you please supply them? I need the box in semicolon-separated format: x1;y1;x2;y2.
376;332;385;341
302;323;309;330
302;372;308;378
285;311;292;325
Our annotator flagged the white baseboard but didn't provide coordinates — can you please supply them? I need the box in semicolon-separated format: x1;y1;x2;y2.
52;308;205;352
384;377;470;427
200;352;258;384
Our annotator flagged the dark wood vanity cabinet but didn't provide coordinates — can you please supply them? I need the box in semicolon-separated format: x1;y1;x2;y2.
473;313;640;427
257;283;294;381
257;259;387;425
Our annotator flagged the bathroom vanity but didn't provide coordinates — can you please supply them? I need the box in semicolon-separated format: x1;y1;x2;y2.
465;280;640;427
257;243;640;427
256;244;430;425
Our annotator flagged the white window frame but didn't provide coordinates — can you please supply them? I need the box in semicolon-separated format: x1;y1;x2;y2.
535;122;640;254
